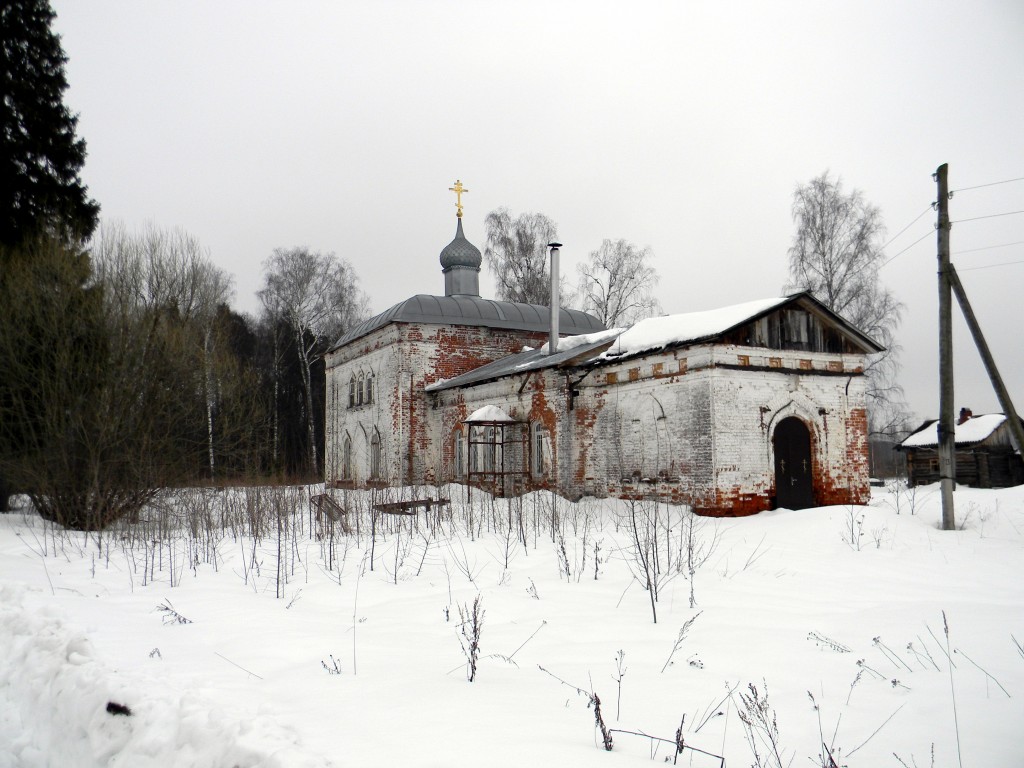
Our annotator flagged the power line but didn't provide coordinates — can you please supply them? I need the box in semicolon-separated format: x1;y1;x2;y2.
951;176;1024;193
952;210;1024;224
880;229;933;268
881;205;933;250
957;258;1024;272
876;179;1024;267
954;240;1024;255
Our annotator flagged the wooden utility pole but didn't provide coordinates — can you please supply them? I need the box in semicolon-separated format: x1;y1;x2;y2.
935;164;956;530
947;264;1024;460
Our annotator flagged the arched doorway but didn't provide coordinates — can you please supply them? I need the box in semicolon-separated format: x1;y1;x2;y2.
773;417;814;509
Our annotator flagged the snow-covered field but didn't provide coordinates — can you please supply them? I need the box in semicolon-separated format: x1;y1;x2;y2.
2;483;1022;767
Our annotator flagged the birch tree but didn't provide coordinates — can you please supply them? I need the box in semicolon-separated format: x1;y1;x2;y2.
577;239;661;327
259;247;369;476
784;172;908;437
483;208;561;305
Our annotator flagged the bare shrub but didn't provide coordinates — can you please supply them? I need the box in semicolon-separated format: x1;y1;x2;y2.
538;665;613;751
840;507;864;551
661;612;702;673
157;599;192;625
321;655;343;675
679;507;719;608
620;499;671;623
736;681;786;768
457;594;485;682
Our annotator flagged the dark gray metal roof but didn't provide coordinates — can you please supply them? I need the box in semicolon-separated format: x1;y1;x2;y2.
425;333;620;392
330;295;606;350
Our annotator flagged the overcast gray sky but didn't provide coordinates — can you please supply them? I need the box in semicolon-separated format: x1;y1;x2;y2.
52;0;1024;424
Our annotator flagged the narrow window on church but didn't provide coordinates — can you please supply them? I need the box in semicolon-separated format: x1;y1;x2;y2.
343;436;352;480
533;423;545;477
370;430;381;479
453;430;464;478
364;373;373;404
482;426;495;472
348;376;356;408
357;373;364;406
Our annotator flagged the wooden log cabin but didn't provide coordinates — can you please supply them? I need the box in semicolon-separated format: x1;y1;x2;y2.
897;409;1024;488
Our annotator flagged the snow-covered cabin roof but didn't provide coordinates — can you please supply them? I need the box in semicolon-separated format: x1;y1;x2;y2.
330;295;605;351
601;292;882;361
900;414;1010;448
601;297;789;360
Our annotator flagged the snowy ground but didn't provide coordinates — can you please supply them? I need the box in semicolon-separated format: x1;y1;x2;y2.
1;483;1022;768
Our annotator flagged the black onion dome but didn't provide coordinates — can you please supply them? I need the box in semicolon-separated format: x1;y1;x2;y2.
439;218;482;270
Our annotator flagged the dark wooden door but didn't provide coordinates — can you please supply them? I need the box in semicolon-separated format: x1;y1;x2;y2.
773;417;814;509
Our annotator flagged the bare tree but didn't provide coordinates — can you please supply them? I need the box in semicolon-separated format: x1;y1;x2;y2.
620;499;684;624
91;223;243;480
1;223;269;528
784;172;909;437
91;223;231;324
93;223;269;483
259;247;370;476
577;239;661;327
483;208;562;305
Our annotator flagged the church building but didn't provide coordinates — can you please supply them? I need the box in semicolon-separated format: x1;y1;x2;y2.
324;184;882;515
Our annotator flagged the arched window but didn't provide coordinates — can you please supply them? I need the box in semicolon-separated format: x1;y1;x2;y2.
370;430;381;479
357;373;365;406
348;376;357;408
532;423;546;477
483;426;497;472
342;435;352;479
469;425;482;473
453;429;464;478
364;372;373;404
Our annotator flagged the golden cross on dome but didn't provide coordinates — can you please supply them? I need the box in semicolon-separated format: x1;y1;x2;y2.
449;179;468;218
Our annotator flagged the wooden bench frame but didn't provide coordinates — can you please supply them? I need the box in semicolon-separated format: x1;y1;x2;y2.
372;498;450;516
310;492;351;534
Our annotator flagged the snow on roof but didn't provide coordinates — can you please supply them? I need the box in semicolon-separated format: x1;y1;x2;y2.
601;297;790;360
534;327;625;356
465;405;514;423
901;413;1008;448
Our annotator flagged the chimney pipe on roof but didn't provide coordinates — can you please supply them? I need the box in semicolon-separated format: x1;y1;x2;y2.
548;242;561;355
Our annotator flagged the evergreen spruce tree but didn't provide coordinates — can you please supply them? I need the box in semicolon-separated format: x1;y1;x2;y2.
0;0;98;511
0;0;99;246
